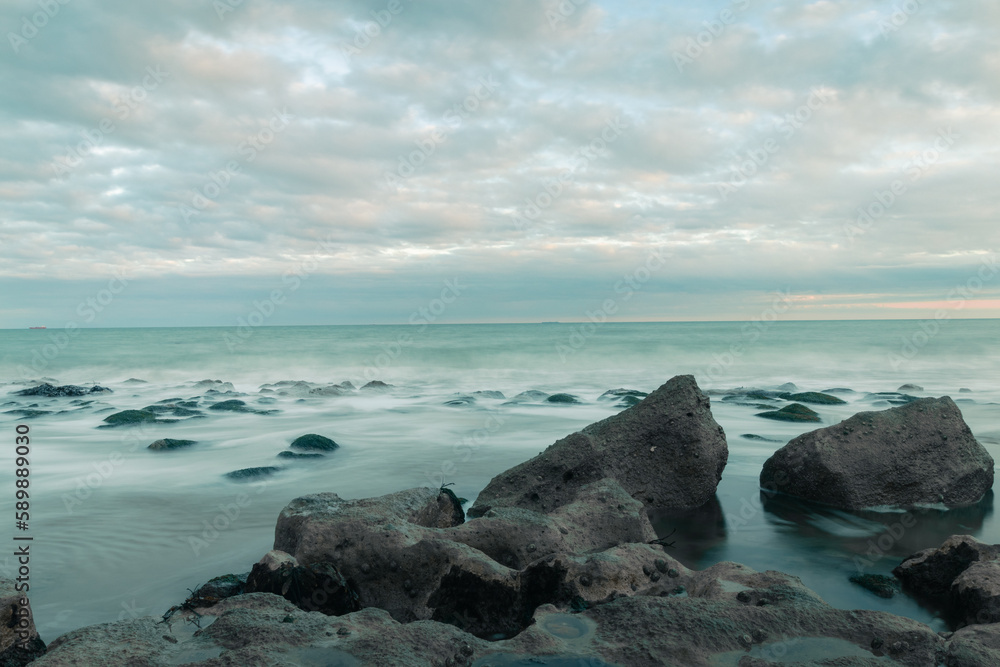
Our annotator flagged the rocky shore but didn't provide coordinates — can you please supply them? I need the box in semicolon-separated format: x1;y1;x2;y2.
5;375;1000;666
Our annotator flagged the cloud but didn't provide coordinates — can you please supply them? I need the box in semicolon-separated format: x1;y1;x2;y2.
1;0;998;325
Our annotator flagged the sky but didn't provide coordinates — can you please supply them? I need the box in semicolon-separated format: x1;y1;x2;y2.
1;0;999;327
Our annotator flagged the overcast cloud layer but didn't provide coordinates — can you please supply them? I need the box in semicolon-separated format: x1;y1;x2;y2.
1;0;998;326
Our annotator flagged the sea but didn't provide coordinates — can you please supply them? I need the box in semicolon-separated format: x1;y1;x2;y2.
0;320;998;643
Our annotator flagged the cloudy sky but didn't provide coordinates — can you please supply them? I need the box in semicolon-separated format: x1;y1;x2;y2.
1;0;998;327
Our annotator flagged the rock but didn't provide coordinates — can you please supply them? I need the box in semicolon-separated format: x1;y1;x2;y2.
779;391;847;405
472;391;506;399
14;383;111;397
245;551;360;615
952;561;1000;626
277;451;324;459
208;399;251;412
122;378;148;384
762;398;994;510
894;535;1000;604
776;382;799;392
148;438;198;451
224;466;282;481
945;622;1000;666
99;409;164;427
1;580;45;666
470;375;728;514
755;403;821;422
289;434;340;452
822;387;856;394
361;381;392;391
3;409;51;419
599;388;648;400
143;404;204;418
308;385;347;396
184;573;250;606
865;391;921;405
546;393;581;404
444;395;476;407
848;573;901;598
193;379;235;392
740;434;781;442
899;384;925;392
503;390;549;404
960;388;973;393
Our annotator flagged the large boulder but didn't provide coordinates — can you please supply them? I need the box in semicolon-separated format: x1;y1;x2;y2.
894;535;1000;604
760;397;994;510
951;561;1000;627
0;580;45;666
470;374;728;515
271;480;656;637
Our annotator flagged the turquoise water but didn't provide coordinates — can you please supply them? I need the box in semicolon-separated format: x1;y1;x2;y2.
0;320;998;641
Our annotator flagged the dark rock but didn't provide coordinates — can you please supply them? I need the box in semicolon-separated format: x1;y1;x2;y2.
615;395;643;409
894;535;1000;604
3;409;51;419
754;403;821;422
245;551;359;615
470;375;728;514
444;396;476;407
1;579;46;666
100;410;163;427
740;434;781;442
277;451;325;459
599;388;648;400
208;399;251;412
289;434;339;452
14;383;111;397
899;384;924;392
224;467;281;481
192;573;249;603
194;379;235;392
952;561;1000;626
122;378;148;384
848;573;901;598
960;388;973;393
761;398;994;510
546;393;581;404
361;381;392;391
779;391;847;405
502;390;549;405
472;391;505;399
148;439;197;451
822;387;856;394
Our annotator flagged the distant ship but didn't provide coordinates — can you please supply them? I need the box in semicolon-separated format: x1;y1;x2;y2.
28;326;46;329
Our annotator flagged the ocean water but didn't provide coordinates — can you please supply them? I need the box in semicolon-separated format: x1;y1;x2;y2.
0;320;998;642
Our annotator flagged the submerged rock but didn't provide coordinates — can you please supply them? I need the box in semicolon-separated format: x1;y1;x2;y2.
289;434;340;452
100;410;167;427
762;398;994;510
277;451;324;459
14;383;111;397
208;399;277;415
545;393;581;404
848;573;901;598
899;384;925;392
361;381;392;391
470;375;727;514
754;403;821;422
472;390;505;399
779;391;847;405
224;467;282;481
599;388;648;400
740;434;781;442
503;390;549;405
148;438;198;451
